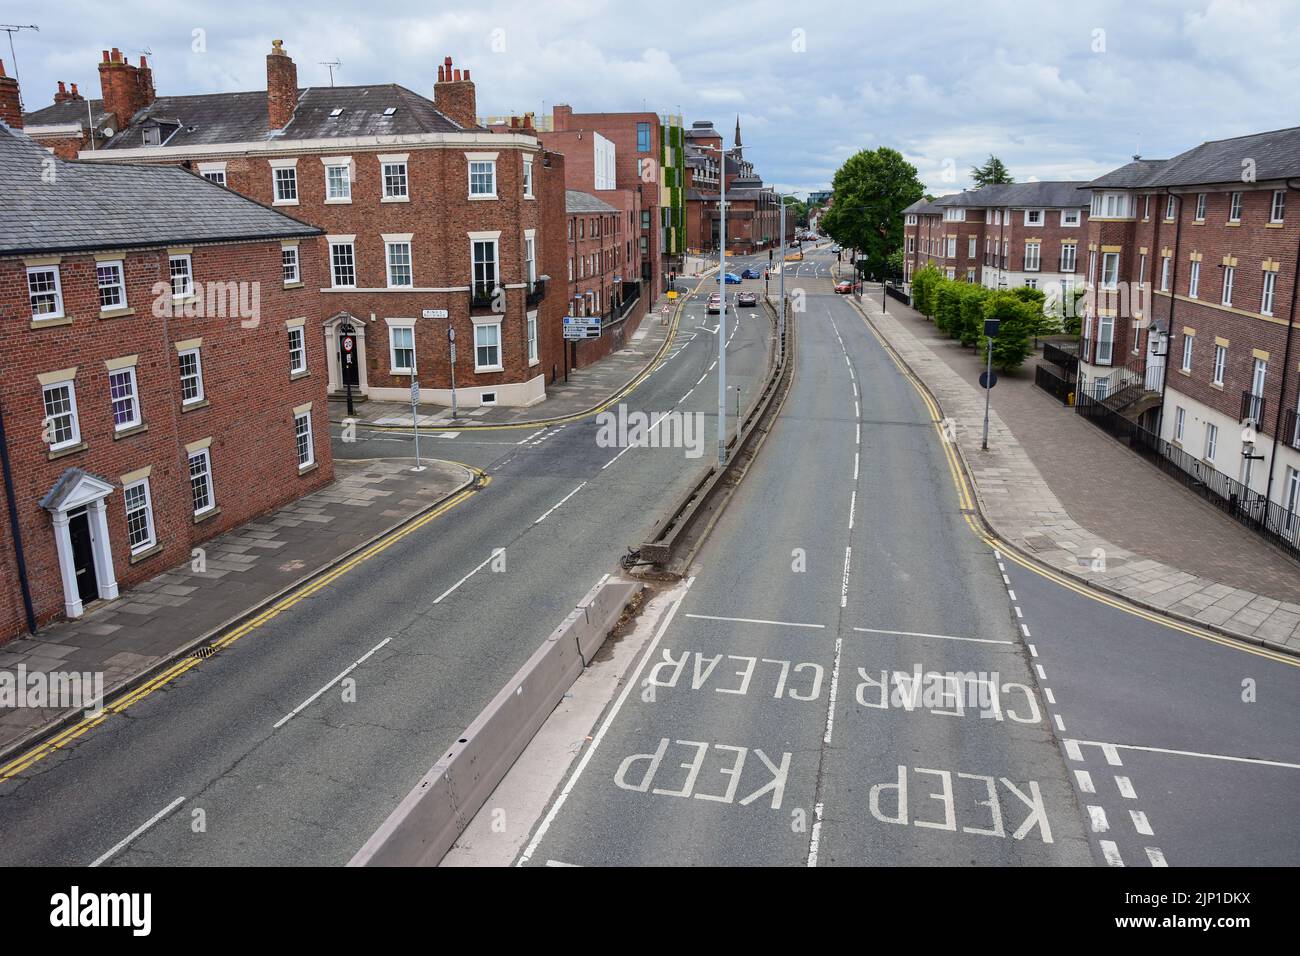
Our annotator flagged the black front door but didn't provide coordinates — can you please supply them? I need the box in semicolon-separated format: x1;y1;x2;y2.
68;510;99;605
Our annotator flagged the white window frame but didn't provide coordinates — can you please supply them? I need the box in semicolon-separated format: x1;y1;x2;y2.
385;240;413;288
471;238;499;297
123;478;156;554
108;366;141;431
169;254;194;299
1160;256;1171;291
1212;344;1227;386
1194;193;1206;221
188;448;216;516
282;245;300;285
474;321;502;372
42;379;81;450
1188;260;1201;299
27;264;65;320
1204;423;1218;463
178;348;205;405
381;160;409;201
1221;265;1234;306
968;236;976;258
1174;406;1185;442
1270;189;1285;223
324;158;353;203
1262;270;1277;316
946;236;956;258
523;157;534;198
1096;315;1114;366
1100;252;1119;289
1061;209;1081;227
1229;192;1242;222
1165;195;1177;220
288;325;307;375
527;310;539;365
469;159;497;199
388;325;415;375
1025;242;1042;273
1023;209;1044;227
295;411;315;469
272;162;298;205
96;260;127;312
1060;243;1077;273
330;241;356;289
1181;334;1193;373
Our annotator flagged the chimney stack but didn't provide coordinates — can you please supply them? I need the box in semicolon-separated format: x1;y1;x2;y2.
266;39;298;130
0;59;22;129
433;55;477;129
552;104;572;131
98;47;155;131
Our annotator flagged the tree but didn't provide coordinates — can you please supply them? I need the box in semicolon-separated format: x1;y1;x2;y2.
911;265;942;318
970;155;1014;188
821;147;925;281
935;281;961;337
885;249;904;283
981;292;1035;371
958;284;990;348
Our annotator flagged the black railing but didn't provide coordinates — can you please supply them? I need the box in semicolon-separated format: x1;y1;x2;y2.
526;278;546;307
1043;341;1079;372
1241;390;1265;428
1075;392;1300;559
1035;364;1073;405
470;284;498;314
1079;337;1094;365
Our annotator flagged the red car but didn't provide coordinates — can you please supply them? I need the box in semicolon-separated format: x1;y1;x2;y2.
834;280;853;294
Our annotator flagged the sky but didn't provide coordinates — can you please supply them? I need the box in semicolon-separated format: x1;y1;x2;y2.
5;0;1299;198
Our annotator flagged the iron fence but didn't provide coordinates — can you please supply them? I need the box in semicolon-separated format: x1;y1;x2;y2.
1035;364;1073;405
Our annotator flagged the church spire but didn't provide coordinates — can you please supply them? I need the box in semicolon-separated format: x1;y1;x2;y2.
734;114;742;155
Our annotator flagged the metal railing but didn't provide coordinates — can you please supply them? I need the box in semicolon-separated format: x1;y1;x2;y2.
1075;392;1300;559
1035;364;1073;405
1284;408;1300;451
1043;341;1079;372
1241;390;1265;429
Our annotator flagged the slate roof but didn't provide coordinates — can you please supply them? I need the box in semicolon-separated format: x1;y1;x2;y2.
1090;126;1300;188
98;84;468;151
565;189;618;214
23;97;110;130
0;124;321;256
1087;159;1169;189
934;181;1091;208
903;198;943;216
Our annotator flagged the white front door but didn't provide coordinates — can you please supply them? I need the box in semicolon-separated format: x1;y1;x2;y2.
1145;330;1166;392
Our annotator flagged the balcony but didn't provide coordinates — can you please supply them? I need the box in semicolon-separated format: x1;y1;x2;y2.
1241;390;1266;430
1283;408;1300;451
470;283;499;315
526;277;547;307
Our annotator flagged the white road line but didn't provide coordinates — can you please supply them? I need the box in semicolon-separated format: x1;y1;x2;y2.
1044;687;1056;704
697;375;707;385
1020;624;1031;638
90;797;186;867
545;859;582;867
433;550;499;604
852;626;1014;646
1130;810;1154;836
840;546;852;608
1087;805;1109;832
1015;606;1024;618
1145;847;1169;867
1027;641;1037;655
1007;589;1016;601
1035;664;1047;679
855;423;861;445
1073;739;1300;771
517;578;695;866
807;803;824;868
1054;713;1067;732
853;452;859;481
679;389;695;403
274;637;393;729
1074;769;1095;793
854;400;860;417
823;637;843;745
517;428;545;445
684;613;825;630
848;489;857;530
534;482;586;524
1002;574;1011;585
1115;775;1137;799
1064;739;1084;762
1099;840;1124;866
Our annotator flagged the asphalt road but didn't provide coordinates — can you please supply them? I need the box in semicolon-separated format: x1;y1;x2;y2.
0;274;774;866
515;249;1300;867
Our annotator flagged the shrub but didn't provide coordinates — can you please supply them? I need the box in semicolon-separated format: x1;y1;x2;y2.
981;292;1035;371
934;281;961;336
958;283;990;348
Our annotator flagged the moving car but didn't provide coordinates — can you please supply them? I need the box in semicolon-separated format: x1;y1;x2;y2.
741;267;762;279
722;272;742;284
706;292;723;314
834;280;853;294
737;291;758;307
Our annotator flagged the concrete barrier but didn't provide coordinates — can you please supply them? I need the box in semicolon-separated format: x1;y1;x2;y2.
348;575;642;867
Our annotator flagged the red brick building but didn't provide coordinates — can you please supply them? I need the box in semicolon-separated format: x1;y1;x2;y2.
57;43;567;409
683;119;786;255
0;124;330;641
1077;130;1300;530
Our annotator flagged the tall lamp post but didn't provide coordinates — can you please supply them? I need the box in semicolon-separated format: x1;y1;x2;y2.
698;144;744;466
776;191;805;341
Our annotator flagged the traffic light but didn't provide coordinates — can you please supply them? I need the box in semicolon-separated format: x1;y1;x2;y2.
768;249;773;262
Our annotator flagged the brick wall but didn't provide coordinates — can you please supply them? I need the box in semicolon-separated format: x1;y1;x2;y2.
0;240;332;642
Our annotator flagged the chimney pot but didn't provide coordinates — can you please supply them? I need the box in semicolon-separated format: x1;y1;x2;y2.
102;50;110;62
57;80;66;93
464;69;470;80
71;82;79;96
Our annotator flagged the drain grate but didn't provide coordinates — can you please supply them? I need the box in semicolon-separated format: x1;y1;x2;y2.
192;646;218;660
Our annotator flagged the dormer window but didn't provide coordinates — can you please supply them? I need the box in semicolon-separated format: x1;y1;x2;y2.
142;126;161;146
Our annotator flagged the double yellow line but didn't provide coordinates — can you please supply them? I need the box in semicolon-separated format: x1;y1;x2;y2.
856;310;1300;669
0;471;487;782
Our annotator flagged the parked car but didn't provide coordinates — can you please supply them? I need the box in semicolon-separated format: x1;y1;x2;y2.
741;267;762;279
706;292;723;314
830;245;841;254
737;291;758;307
722;272;742;284
834;280;853;294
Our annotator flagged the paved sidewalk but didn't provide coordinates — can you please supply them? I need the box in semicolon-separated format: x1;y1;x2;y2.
333;290;689;429
0;457;475;759
849;288;1300;655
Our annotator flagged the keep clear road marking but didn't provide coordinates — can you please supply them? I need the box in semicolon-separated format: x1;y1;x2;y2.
90;796;186;867
274;637;393;729
517;577;696;867
853;626;1014;646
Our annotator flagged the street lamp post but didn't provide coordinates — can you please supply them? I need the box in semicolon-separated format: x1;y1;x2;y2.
699;144;743;466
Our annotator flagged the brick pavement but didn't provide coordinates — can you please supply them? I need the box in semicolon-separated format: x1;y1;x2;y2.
847;286;1300;655
0;457;475;758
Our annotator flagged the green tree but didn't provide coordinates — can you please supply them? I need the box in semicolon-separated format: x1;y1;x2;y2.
911;265;942;318
970;155;1014;187
981;293;1035;371
885;249;904;282
821;147;925;281
958;284;990;348
935;281;961;337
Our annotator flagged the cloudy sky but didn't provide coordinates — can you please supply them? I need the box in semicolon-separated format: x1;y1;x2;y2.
6;0;1299;197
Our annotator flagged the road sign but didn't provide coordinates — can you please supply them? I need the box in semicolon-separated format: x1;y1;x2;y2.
448;327;455;342
563;326;600;340
339;327;360;387
410;380;421;404
450;343;457;363
984;318;1001;338
422;309;449;319
979;370;998;389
